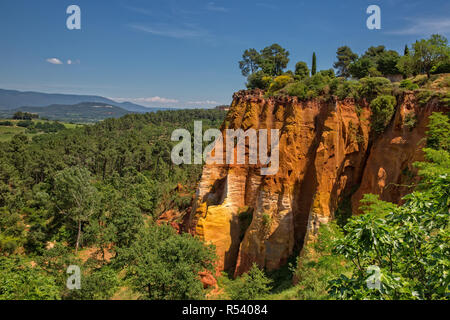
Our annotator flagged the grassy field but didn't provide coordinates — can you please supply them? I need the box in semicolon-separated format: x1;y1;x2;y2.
0;119;83;142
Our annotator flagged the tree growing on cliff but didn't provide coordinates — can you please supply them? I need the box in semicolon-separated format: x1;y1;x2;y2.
369;95;396;134
334;46;358;78
404;45;409;56
239;48;260;77
259;44;290;76
295;61;310;79
411;34;450;78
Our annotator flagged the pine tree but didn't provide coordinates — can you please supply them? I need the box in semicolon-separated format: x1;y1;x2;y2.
312;52;317;75
404;45;409;56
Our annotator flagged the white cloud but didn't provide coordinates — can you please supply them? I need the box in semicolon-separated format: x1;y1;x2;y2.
113;96;179;104
67;59;80;65
130;23;208;39
206;2;228;12
387;17;450;35
46;58;63;65
187;100;219;105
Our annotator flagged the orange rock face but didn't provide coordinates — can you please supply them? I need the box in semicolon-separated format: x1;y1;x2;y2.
186;89;447;276
351;93;446;211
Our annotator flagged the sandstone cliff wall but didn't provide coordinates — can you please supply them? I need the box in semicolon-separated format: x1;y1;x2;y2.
186;89;447;276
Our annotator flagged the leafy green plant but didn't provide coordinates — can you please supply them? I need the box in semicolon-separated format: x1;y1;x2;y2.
226;263;273;300
262;213;272;227
328;137;450;300
293;222;351;299
369;95;396;134
357;77;393;101
399;79;419;90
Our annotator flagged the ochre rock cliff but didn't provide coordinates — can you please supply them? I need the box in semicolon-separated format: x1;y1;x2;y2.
185;89;447;276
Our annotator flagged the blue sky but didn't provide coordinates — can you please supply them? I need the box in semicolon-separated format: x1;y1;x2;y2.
0;0;449;108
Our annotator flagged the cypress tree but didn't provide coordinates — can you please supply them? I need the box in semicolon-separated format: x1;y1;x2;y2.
312;52;317;75
404;45;409;56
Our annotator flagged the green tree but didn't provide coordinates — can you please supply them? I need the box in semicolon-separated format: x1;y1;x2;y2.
404;45;409;56
334;46;358;78
0;207;26;255
259;44;290;76
312;52;317;75
119;224;216;300
294;61;310;79
377;50;400;76
228;263;273;300
67;266;119;300
363;45;386;59
411;34;449;78
329;149;450;299
53;167;98;253
426;112;450;151
0;255;61;300
239;48;260;77
246;70;272;90
328;115;450;300
369;95;396;134
349;57;378;79
396;54;415;78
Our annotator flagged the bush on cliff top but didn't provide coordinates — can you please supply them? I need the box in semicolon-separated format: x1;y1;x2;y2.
369;95;397;134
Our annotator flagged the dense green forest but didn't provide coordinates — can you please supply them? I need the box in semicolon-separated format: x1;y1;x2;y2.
0;109;225;300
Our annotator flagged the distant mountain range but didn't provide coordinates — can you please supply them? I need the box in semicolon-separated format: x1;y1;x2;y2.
0;102;133;123
0;88;161;113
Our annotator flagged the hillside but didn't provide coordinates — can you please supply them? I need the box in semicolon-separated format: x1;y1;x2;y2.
0;102;132;123
0;88;161;113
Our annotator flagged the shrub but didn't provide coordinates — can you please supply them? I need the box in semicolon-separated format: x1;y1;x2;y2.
431;61;450;74
294;222;350;299
370;95;396;134
267;75;294;94
399;79;419;90
403;112;417;130
246;71;272;90
294;61;310;79
357;77;392;101
285;82;307;100
416;90;434;106
262;213;272;227
227;263;273;300
16;120;33;128
330;78;359;100
67;266;120;300
426;112;450;151
0;255;61;300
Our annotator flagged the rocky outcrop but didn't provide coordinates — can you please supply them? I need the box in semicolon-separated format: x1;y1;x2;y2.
351;93;443;210
186;89;447;276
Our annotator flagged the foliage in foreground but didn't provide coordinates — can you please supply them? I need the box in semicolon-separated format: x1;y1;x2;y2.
117;224;216;300
224;263;273;300
328;112;450;300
